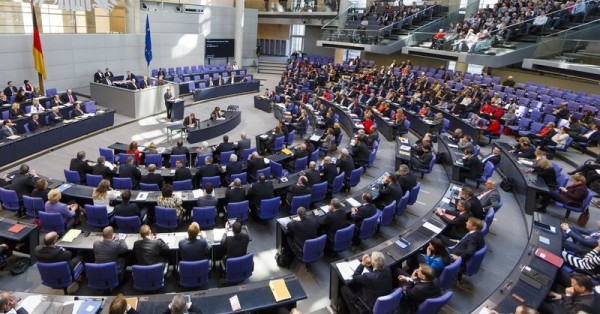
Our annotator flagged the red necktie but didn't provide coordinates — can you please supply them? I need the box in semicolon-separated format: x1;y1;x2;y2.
69;95;74;103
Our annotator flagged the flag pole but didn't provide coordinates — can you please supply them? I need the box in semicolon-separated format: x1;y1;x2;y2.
30;1;45;93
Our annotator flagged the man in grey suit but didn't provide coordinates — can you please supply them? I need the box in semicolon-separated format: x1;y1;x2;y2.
93;226;128;281
235;132;251;157
197;182;218;207
478;179;501;213
164;87;173;119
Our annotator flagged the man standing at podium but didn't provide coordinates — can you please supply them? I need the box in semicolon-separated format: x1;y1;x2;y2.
164;87;173;119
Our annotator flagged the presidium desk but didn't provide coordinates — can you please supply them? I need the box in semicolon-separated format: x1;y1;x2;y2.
90;82;179;119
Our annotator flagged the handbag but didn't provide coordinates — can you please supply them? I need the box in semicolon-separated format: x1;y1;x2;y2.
500;177;514;192
576;208;590;227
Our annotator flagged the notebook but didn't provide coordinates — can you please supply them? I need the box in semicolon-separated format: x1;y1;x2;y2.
76;300;101;314
269;279;292;302
535;248;563;268
8;224;26;233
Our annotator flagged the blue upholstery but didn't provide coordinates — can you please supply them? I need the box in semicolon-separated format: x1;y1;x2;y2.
179;260;210;288
439;257;462;291
85;174;103;187
85;262;119;291
64;169;81;184
331;173;345;194
290;194;311;215
99;148;115;163
0;188;20;212
372;288;403;314
301;235;327;264
140;183;160;191
219;151;235;165
416;291;453;314
463;245;487;276
113;177;133;190
311;182;328;203
408;182;421;206
359;214;379;240
145;154;163;168
333;224;355;252
347;167;364;188
396;191;410;215
174;179;193;190
225;253;254;283
378;200;396;226
258;197;280;221
227;200;249;222
230;172;247;184
85;205;111;228
38;261;83;294
39;211;66;234
114;216;141;233
22;195;44;218
155;206;178;230
132;264;165;291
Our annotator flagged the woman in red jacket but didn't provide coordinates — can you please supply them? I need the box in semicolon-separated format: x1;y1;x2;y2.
126;141;141;165
539;173;588;212
359;113;374;134
486;117;501;135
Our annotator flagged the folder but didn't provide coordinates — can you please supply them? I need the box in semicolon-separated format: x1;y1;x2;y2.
76;300;101;314
125;298;138;310
281;148;293;155
8;224;26;233
269;279;292;302
535;248;563;268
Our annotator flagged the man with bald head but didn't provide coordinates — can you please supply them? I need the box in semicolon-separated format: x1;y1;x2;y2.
93;226;128;281
34;231;83;271
305;161;322;187
0;291;18;313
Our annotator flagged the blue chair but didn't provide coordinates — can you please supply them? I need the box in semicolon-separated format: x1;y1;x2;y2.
155;206;178;230
196;153;212;166
440;119;450;134
192;206;216;228
347;167;364;189
416;291;453;314
45;88;57;96
396;191;410;216
481;221;489;237
272;136;285;153
85;174;103;187
408;182;421;206
378;201;396;226
85;205;111;228
225;253;254;283
300;235;327;264
37;261;84;294
145;154;163;168
227;200;249;222
555;188;593;218
258;197;280;221
474;161;495;188
140;183;160;191
85;262;119;291
84;101;96;113
39;211;66;234
331;173;345;194
200;176;220;188
290;194;311;215
173;179;193;190
99;148;115;163
23;124;31;133
359;214;379;240
255;167;271;181
230;172;247;184
64;169;81;184
412;154;436;179
484;208;495;228
372;288;403;314
113;178;133;190
270;160;283;178
170;154;187;167
309;150;319;163
118;153;136;165
242;147;256;161
219;151;235;165
333;224;355;253
22;195;44;218
463;245;487;276
552;161;563;178
548;136;573;153
0;188;20;212
114;216;141;233
132;264;165;292
439;257;462;291
485;125;504;143
311;182;328;203
179;260;210;288
286;130;296;147
294;157;308;173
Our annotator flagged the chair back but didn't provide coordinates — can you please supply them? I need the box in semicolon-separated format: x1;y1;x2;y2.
373;288;403;314
37;261;75;290
481;221;489;237
273;136;285;152
270;160;283;178
192;206;216;228
464;245;487;276
259;197;280;220
294;157;308;173
484;208;495;228
331;173;345;194
132;264;165;291
85;262;119;291
552;162;562;178
225;253;254;283
114;216;141;233
0;188;20;211
439;256;462;291
196;154;212;167
333;224;355;252
359;214;379;240
367;150;377;167
22;195;45;218
309;150;319;163
242;148;256;161
227;200;249;222
219;151;235;165
311;182;328;203
348;167;364;188
173;179;193;191
286;130;296;145
416;291;453;314
86;174;103;187
302;235;327;263
230;172;247;184
170;154;188;167
86;205;110;228
39;211;66;234
113;177;133;190
256;167;271;181
290;194;311;215
379;201;396;226
155;206;178;230
199;176;219;189
396;191;410;216
99;148;114;163
408;182;421;205
118;153;136;165
145;154;163;168
140;183;160;191
64;169;81;184
179;260;210;288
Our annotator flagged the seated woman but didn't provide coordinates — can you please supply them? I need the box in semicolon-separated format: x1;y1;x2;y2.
92;179;118;214
183;112;199;128
210;106;221;120
483;116;501;136
539;173;588;213
14;89;27;103
510;137;536;159
30;179;49;203
358;112;374;134
541;127;569;150
157;184;184;218
30;98;45;113
394;109;408;135
502;108;518;125
405;238;451;278
45;188;82;228
320;128;335;153
126;141;141;165
9;103;24;119
526;157;557;189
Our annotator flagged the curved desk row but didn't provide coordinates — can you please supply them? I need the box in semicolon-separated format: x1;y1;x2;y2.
430;106;485;143
192;81;260;102
0;96;50;115
170;74;251;95
11;275;306;314
187;111;242;144
9;103;78;135
318;98;358;137
0;109;115;167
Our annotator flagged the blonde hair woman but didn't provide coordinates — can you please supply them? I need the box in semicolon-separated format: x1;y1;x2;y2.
92;179;118;214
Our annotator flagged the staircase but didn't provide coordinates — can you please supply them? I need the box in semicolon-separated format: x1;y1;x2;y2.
258;60;288;75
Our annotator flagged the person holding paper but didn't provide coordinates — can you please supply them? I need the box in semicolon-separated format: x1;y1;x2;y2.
287;207;319;257
92;156;117;180
435;199;472;241
350;193;378;244
113;190;146;221
340;251;392;314
319;198;347;247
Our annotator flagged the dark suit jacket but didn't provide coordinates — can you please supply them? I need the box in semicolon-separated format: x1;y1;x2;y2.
69;158;93;182
286;184;312;203
215;142;235;155
225;187;246;204
481;153;501;167
402;279;442;313
8;173;37;198
373;182;403;208
222;233;249;259
247;157;267;177
179;238;210;261
133;237;169;265
248;181;275;208
353;141;371;162
351;203;377;227
305;169;322;187
197;164;221;179
396;173;417;194
319;209;347;240
462;155;484;179
60;93;78;103
92;163;115;179
352;265;393;309
141;173;164;189
225;161;243;179
94;72;104;83
28;120;41;131
119;164;142;185
174;167;193;182
451;231;485;263
114;202;142;218
440;210;471;239
322;163;338;185
235;138;251;154
467;197;485;220
34;245;78;270
288;217;319;248
337;155;355;179
171;146;189;156
93;239;128;264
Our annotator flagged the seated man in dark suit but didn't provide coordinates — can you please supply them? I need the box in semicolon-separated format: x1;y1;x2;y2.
481;146;501;167
560;219;600;256
234;132;251;157
173;158;193;182
435;199;472;241
461;187;485;220
225;178;246;204
48;106;64;124
8;164;39;199
321;156;338;187
113;190;147;221
459;148;483;182
446;217;485;267
196;156;221;181
171;140;189;156
92;156;116;180
93;226;128;281
396;164;417;194
305;161;322;187
178;222;210;261
350;193;378;243
247;173;274;210
319;198;347;249
60;89;78;104
214;135;235;159
479;178;501;213
224;154;243;184
126;78;138;90
341;251;393;314
197;182;218;208
28;114;42;131
119;156;142;189
286;143;309;171
0;120;18;138
372;173;403;209
221;221;250;263
351;137;371;169
132;224;169;266
411;144;434;170
286;176;312;205
69;151;93;184
397;264;442;313
246;152;267;181
140;164;164;190
287;207;319;257
34;231;83;271
337;148;355;181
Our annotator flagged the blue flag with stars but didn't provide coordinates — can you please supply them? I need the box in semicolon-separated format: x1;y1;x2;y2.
145;15;152;67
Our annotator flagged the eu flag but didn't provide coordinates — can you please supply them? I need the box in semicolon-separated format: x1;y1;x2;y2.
145;15;152;67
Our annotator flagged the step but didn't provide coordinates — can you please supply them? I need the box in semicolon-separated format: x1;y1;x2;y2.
258;69;285;74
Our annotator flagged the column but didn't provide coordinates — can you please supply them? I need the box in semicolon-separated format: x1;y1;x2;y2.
125;0;140;34
454;61;468;73
333;48;344;64
235;0;244;66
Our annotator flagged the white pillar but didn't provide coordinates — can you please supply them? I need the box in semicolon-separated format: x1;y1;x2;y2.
235;0;244;66
126;0;140;34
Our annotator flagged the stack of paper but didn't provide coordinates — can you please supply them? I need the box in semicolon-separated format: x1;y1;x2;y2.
61;229;82;242
400;145;411;151
346;198;361;207
337;259;369;280
422;222;443;234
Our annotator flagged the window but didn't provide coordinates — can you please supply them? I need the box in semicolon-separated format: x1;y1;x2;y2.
290;24;305;53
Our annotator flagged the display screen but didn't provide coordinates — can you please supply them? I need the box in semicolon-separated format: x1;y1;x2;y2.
206;39;234;58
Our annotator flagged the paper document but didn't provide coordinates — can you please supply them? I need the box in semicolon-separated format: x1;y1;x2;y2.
269;279;292;302
193;189;203;198
173;192;183;199
61;229;82;242
337;259;369;280
346;198;361;207
320;205;330;213
519;159;534;166
105;161;115;171
213;229;227;242
447;143;458;148
230;295;241;311
400;145;411;151
355;124;364;129
18;295;43;314
136;192;148;201
398;137;409;143
423;222;443;234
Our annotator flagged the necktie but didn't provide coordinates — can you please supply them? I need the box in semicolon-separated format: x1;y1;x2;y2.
68;95;74;103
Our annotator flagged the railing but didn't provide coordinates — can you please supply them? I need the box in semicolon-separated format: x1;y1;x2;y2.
533;20;600;62
244;0;340;13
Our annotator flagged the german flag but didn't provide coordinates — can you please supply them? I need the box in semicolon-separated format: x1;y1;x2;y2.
32;6;46;80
